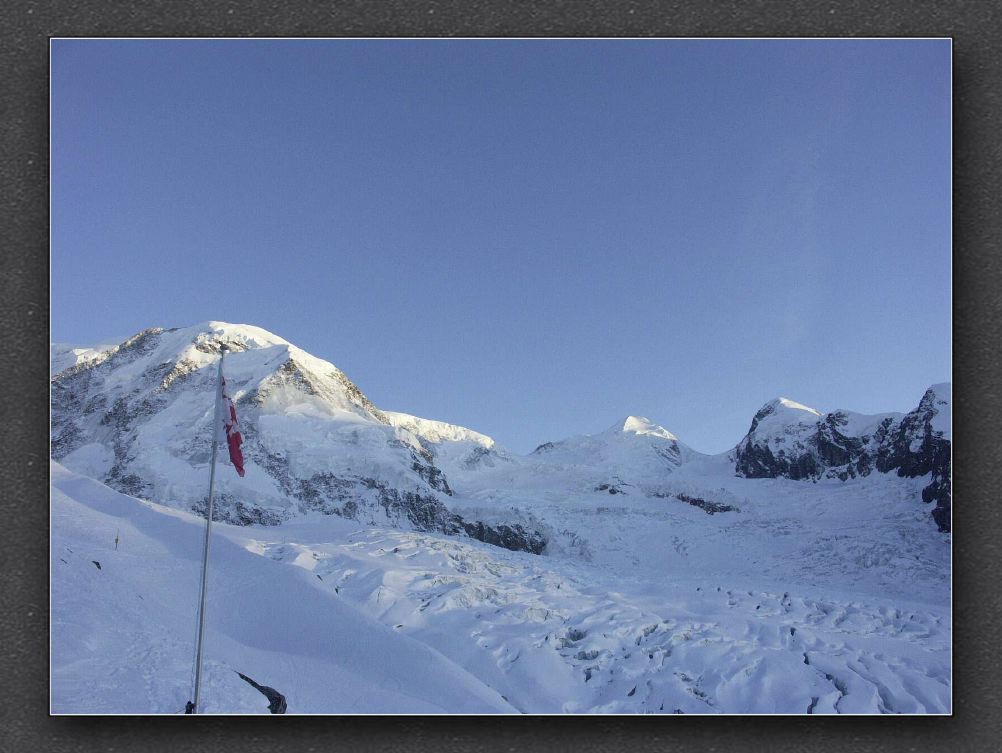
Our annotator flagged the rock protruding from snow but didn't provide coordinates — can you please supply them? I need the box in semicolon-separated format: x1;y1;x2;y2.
734;397;889;482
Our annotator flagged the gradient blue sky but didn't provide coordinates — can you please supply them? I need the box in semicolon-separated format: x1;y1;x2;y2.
51;39;951;454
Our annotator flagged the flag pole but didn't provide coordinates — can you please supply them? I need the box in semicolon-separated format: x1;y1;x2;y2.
191;345;227;714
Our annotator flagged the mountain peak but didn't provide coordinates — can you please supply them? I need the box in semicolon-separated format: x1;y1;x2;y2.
744;397;823;439
924;382;951;403
609;415;679;441
184;321;291;349
766;397;822;417
918;383;951;440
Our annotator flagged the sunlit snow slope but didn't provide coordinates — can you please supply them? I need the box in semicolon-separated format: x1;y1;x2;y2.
51;462;514;714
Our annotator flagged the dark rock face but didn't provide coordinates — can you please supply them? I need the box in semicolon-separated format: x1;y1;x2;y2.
246;456;549;554
410;460;453;495
735;440;819;481
246;449;455;532
246;446;549;553
458;520;547;555
192;494;286;527
330;368;388;423
364;478;454;532
815;415;866;471
595;483;626;495
874;388;952;533
874;388;949;477
734;387;951;531
51;328;173;461
672;493;739;515
294;470;359;517
289;466;547;555
645;488;739;515
923;442;952;533
734;406;868;482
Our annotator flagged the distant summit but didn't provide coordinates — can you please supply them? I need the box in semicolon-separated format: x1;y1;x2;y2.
609;416;680;441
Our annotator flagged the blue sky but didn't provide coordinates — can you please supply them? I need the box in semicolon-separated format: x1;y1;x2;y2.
51;39;951;454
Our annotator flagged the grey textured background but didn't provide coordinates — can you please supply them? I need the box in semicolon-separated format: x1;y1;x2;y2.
2;1;1000;750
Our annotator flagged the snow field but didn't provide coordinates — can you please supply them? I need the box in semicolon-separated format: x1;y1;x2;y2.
52;462;949;714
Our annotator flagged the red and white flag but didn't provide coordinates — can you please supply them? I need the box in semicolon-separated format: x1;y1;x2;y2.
219;376;245;477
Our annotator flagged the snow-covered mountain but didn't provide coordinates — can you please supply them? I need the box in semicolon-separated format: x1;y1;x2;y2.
531;416;695;485
50;322;542;551
50;321;952;714
733;385;952;531
50;321;952;537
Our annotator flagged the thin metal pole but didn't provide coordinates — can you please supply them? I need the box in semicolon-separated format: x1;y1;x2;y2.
192;346;226;714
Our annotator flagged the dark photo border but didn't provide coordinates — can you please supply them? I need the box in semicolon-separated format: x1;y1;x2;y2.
4;1;1000;751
